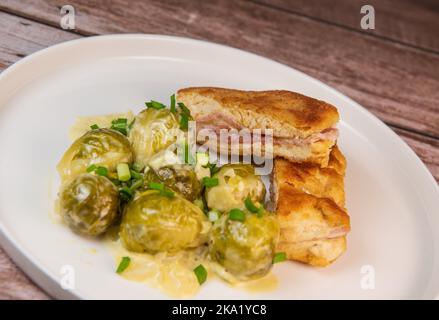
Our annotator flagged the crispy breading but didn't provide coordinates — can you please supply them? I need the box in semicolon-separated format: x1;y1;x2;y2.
177;87;339;138
277;236;347;267
273;146;350;267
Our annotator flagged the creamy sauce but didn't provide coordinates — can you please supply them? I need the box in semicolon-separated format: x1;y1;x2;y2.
54;112;279;298
68;111;134;141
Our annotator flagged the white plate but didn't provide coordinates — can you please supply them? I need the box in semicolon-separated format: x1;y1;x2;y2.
0;35;438;300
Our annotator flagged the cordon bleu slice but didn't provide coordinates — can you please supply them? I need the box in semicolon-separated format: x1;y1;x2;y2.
272;145;350;267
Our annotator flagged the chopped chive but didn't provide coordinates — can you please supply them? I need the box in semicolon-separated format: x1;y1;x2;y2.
90;124;99;130
148;182;165;191
244;196;263;215
130;170;143;180
132;163;145;172
117;163;131;182
193;264;207;285
128;119;135;129
273;252;287;264
170;94;176;113
203;162;220;175
161;189;175;198
145;100;166;110
112;118;128;125
202;177;219;188
229;208;245;222
119;186;133;201
86;164;97;173
179;112;189;130
129;179;144;191
177;102;191;115
116;256;131;273
95;166;108;177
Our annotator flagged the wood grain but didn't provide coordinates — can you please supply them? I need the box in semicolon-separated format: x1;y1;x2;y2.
0;0;438;137
254;0;439;53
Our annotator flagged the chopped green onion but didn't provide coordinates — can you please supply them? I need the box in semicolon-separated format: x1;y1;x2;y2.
86;164;97;173
244;196;263;215
112;118;128;125
203;162;220;175
179;112;189;130
130;170;143;180
273;252;287;264
90;124;99;130
132;163;145;172
119;186;133;201
208;210;220;222
116;256;131;273
129;179;144;191
178;102;191;115
117;163;131;182
161;189;175;198
148;182;165;191
229;208;245;222
145;100;166;110
170;94;176;113
202;177;219;188
193;264;207;285
95;166;108;177
111;118;129;136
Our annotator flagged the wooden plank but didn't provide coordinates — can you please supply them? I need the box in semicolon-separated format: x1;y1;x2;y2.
394;128;439;183
254;0;439;53
0;11;79;69
0;247;49;299
1;0;438;138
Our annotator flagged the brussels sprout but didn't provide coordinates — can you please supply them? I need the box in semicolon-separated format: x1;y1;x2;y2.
205;164;265;212
144;165;201;201
59;173;119;236
57;128;133;181
120;191;210;253
129;108;180;167
209;211;279;282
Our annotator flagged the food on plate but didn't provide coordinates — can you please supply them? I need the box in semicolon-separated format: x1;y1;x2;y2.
144;165;201;201
120;190;210;253
55;88;348;296
57;128;133;181
209;209;279;282
59;173;119;236
272;146;350;266
177;87;339;166
205;164;265;212
129;108;180;167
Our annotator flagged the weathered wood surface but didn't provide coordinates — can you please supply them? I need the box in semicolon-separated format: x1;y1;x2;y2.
0;0;437;300
255;0;439;53
1;0;438;137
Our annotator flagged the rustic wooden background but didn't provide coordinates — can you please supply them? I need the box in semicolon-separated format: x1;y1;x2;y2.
0;0;438;299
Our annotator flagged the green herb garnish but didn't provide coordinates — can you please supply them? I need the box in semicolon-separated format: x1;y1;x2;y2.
244;196;264;216
95;166;108;177
202;177;219;188
273;252;287;264
119;186;133;201
148;182;174;198
116;256;131;273
178;102;190;115
117;163;131;182
111;118;129;136
229;208;245;222
203;162;220;175
145;100;166;110
179;112;189;130
170;94;176;113
86;164;97;173
193;264;207;285
90;124;99;130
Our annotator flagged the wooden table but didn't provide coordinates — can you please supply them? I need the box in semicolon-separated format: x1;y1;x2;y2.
0;0;438;299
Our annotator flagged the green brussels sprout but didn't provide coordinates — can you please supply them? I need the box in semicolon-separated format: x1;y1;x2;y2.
206;164;265;212
209;211;279;282
57;128;133;181
59;173;119;236
129;108;180;167
120;190;210;253
143;165;201;201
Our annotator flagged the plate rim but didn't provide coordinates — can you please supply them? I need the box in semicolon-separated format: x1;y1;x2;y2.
0;34;438;300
